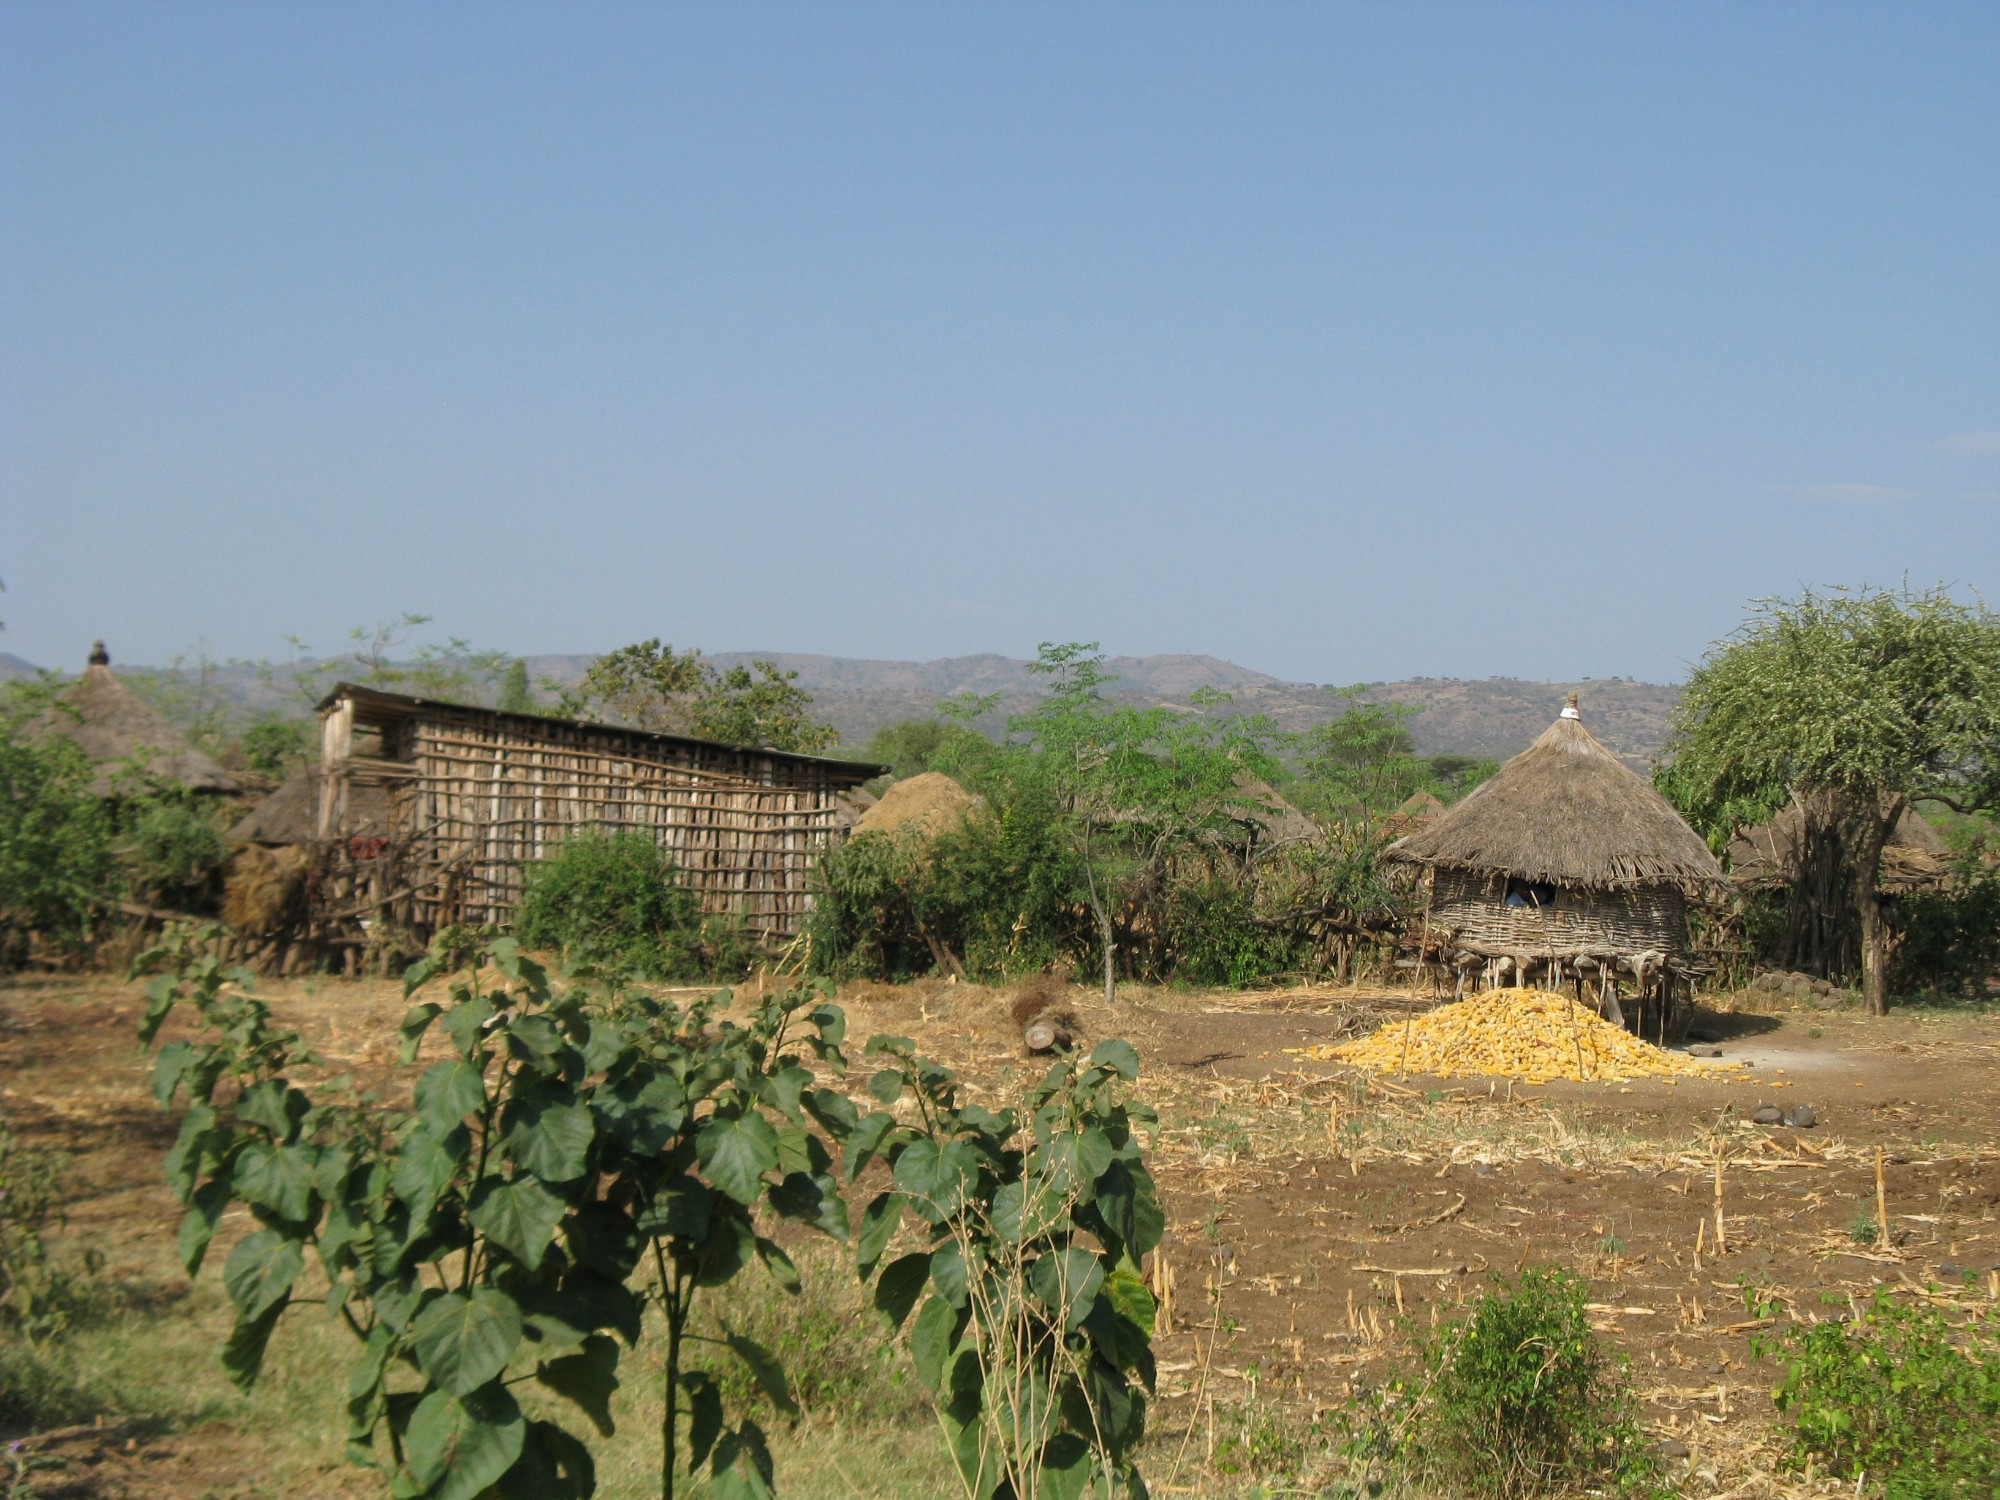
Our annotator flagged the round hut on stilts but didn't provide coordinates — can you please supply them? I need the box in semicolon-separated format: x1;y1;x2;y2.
1382;694;1723;1040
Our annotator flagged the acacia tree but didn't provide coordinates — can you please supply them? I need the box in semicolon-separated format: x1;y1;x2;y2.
561;642;839;755
955;644;1277;1005
1664;586;2000;1013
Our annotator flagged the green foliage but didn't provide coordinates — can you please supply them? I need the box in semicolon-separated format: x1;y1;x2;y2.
1294;688;1432;827
863;717;990;786
856;1034;1162;1499
1892;827;2000;998
561;641;839;754
497;659;538;714
515;829;753;981
0;1112;104;1350
237;711;315;777
135;924;856;1499
0;688;120;958
1757;1288;2000;1498
1364;1267;1657;1499
280;613;515;709
122;786;228;908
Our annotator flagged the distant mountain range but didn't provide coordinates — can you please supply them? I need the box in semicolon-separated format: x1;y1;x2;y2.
3;647;1680;765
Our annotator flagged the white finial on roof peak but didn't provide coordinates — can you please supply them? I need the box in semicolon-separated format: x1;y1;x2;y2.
1560;692;1580;720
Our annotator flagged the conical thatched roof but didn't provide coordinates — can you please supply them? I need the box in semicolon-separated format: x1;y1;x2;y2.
45;642;240;795
1380;789;1446;840
1727;799;1950;894
1383;696;1721;890
1226;774;1319;846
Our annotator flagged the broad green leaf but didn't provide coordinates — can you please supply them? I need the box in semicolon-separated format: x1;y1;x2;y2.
391;1123;468;1223
763;1061;811;1122
404;1384;526;1500
519;1270;643;1349
411;1289;524;1396
1088;1038;1141;1080
697;1113;781;1205
151;1040;192;1105
468;1175;568;1270
414;1060;487;1132
138;973;178;1045
441;991;496;1058
1038;1433;1095;1500
710;1423;777;1500
892;1138;978;1218
991;1179;1063;1245
222;1228;303;1319
725;1333;798;1416
1029;1247;1106;1331
502;1092;594;1183
929;1239;969;1307
220;1300;286;1391
693;1209;754;1288
566;1201;642;1279
233;1141;315;1223
873;1251;932;1330
868;1068;904;1105
1090;1159;1166;1260
636;1176;712;1242
910;1293;962;1391
496;1421;595;1500
842;1112;896;1184
400;953;446;999
766;1171;845;1240
163;1105;217;1198
854;1190;904;1277
593;1068;684;1153
753;1236;800;1294
803;1087;859;1140
535;1333;620;1436
178;1175;231;1276
236;1079;308;1139
505;1013;565;1068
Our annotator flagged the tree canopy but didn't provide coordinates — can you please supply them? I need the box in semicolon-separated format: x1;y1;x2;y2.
560;640;840;755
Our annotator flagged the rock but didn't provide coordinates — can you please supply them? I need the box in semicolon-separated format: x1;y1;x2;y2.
1652;1438;1690;1461
1752;1104;1785;1125
1785;1104;1817;1128
1812;992;1845;1010
1686;1045;1723;1058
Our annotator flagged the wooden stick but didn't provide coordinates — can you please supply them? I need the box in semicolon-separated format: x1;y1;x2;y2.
1876;1146;1891;1251
1713;1147;1727;1256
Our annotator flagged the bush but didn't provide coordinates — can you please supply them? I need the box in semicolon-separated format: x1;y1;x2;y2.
122;788;228;910
0;1113;103;1350
1372;1266;1656;1499
1893;853;2000;999
514;827;754;979
1758;1288;2000;1498
0;705;120;961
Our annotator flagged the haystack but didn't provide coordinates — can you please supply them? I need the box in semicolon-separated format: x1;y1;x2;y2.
222;844;311;936
1384;694;1721;1018
1727;799;1950;895
43;642;239;795
853;772;984;840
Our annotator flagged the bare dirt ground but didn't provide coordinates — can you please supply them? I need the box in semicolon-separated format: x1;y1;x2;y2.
3;969;1996;1498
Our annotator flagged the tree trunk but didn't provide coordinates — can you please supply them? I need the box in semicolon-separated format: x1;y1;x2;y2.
1099;904;1116;1007
1854;793;1902;1016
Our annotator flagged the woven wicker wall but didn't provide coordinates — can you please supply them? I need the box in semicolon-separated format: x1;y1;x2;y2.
317;693;866;941
1430;867;1690;959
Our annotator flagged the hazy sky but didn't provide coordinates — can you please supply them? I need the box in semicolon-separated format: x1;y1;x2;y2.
4;4;1997;685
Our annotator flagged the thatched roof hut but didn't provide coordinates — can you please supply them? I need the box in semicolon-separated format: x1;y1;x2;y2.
45;642;239;795
1384;695;1721;987
1726;800;1950;895
1380;789;1446;841
1226;774;1318;848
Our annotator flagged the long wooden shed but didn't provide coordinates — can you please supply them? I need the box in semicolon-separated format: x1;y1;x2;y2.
312;684;883;945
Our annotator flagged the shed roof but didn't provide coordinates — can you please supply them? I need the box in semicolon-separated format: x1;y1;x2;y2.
317;682;886;785
1726;800;1951;894
1383;696;1722;890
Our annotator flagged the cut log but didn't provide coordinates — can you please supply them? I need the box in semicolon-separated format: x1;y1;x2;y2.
1023;1017;1073;1053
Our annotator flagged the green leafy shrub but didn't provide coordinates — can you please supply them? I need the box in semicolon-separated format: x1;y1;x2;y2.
0;699;120;962
515;828;753;980
1893;843;2000;999
137;924;856;1499
855;1034;1163;1498
123;788;228;909
1370;1266;1656;1499
0;1113;105;1351
1758;1288;2000;1498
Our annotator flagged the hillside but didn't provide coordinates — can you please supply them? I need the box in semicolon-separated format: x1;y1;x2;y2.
4;647;1681;765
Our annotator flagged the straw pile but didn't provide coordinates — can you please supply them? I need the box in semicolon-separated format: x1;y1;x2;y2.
1290;987;1740;1084
853;772;983;840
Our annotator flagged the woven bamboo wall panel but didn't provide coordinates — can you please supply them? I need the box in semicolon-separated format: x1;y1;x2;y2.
320;698;862;941
1431;868;1689;959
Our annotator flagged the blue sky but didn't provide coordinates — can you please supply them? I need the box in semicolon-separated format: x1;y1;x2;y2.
4;3;1996;685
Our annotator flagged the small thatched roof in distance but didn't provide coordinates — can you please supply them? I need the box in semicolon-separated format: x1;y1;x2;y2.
1228;775;1319;846
1380;789;1446;840
46;643;240;795
1383;695;1722;890
229;765;319;844
1727;800;1951;894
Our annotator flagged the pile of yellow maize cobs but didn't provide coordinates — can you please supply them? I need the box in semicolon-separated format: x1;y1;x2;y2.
1290;987;1740;1084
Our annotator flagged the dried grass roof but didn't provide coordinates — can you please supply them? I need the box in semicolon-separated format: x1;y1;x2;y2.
853;772;984;839
47;654;239;795
1379;789;1446;840
229;765;319;844
1228;774;1320;846
1383;698;1722;890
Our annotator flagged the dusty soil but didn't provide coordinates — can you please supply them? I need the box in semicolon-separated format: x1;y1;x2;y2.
3;970;1996;1497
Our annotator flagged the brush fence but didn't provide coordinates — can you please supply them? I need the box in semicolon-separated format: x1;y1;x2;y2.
312;687;875;949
